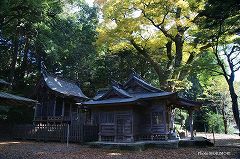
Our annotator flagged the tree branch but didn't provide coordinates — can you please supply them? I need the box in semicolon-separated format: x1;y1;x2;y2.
234;63;240;72
213;40;230;81
231;51;240;62
186;52;195;64
230;45;240;62
130;39;161;74
141;8;174;41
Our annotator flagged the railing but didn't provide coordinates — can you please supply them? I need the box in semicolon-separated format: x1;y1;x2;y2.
136;134;168;141
99;123;115;136
11;124;99;143
34;116;71;122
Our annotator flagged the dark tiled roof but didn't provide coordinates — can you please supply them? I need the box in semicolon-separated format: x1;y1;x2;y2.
42;72;88;99
174;98;202;109
93;89;109;100
83;73;175;106
83;92;175;105
0;92;37;106
97;86;132;100
82;73;201;108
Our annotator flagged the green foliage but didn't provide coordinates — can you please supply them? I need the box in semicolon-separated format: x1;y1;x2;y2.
0;106;33;124
204;111;225;133
174;109;188;129
96;0;208;90
0;0;98;92
0;0;98;123
90;49;159;95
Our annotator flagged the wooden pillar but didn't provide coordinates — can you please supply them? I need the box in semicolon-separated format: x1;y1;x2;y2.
170;107;175;130
114;111;117;142
70;103;72;122
188;109;194;140
33;103;38;123
163;105;168;140
53;96;56;117
46;95;49;116
131;110;134;142
62;99;65;117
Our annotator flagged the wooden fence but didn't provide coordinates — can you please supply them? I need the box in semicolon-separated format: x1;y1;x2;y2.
11;124;98;143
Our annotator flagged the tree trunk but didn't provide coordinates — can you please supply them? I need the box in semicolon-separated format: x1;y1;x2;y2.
130;39;167;88
174;7;183;68
35;39;46;72
170;35;184;91
228;80;240;134
20;36;30;80
221;105;228;134
9;31;19;85
174;35;183;68
166;41;173;69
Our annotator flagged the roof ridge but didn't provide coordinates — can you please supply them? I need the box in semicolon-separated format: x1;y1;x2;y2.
42;72;88;99
112;85;132;98
123;73;162;92
40;62;80;86
133;76;162;92
42;71;79;86
97;85;132;100
111;79;123;88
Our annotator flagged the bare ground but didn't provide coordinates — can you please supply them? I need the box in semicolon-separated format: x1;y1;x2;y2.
0;133;239;159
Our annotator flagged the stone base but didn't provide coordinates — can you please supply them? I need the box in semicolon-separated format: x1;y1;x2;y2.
87;137;213;150
87;140;179;151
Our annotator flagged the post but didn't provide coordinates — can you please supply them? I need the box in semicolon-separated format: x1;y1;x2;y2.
212;126;215;145
67;124;69;147
204;123;207;138
33;103;38;123
188;109;194;140
53;96;56;117
62;99;65;117
170;108;175;130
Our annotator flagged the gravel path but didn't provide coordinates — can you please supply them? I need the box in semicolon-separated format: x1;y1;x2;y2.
0;140;239;159
196;133;240;147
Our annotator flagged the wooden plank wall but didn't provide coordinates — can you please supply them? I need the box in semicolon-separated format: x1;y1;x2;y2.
11;124;98;143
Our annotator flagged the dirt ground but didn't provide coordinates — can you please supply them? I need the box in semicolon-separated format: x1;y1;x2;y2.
0;133;239;159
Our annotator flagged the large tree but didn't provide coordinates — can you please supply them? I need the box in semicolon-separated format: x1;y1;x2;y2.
96;0;206;91
197;0;240;132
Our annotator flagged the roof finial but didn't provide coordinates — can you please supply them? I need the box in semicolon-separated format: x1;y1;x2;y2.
130;69;142;79
110;79;123;88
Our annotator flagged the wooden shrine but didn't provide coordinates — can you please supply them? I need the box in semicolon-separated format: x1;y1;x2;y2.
83;73;201;142
33;70;88;124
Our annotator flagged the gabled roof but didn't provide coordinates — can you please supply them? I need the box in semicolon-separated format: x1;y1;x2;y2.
82;73;175;106
123;73;162;93
0;92;38;106
93;89;109;100
42;72;88;99
82;73;202;109
97;86;132;100
83;92;175;105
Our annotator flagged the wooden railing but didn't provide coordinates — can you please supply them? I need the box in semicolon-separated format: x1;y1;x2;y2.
12;124;98;143
99;123;115;136
34;116;71;122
